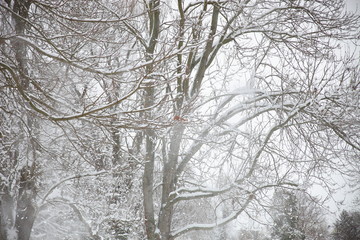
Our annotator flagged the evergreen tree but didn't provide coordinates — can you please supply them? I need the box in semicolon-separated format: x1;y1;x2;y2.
271;190;305;240
333;210;360;240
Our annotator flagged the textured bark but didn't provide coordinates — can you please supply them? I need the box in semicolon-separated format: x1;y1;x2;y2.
0;191;15;240
143;129;158;240
0;1;37;240
15;168;37;240
190;4;219;96
142;1;160;239
142;86;157;239
158;125;185;240
0;167;37;240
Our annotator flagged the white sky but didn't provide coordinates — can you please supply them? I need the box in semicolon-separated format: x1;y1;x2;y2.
346;0;359;13
315;0;360;223
329;0;360;213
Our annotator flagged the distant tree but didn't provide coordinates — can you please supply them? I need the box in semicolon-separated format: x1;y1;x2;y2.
297;195;330;240
271;189;331;240
333;210;360;240
271;190;305;240
238;229;269;240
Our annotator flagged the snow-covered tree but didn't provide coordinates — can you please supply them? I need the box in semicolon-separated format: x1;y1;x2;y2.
271;190;304;240
271;190;330;240
333;210;360;240
1;0;359;240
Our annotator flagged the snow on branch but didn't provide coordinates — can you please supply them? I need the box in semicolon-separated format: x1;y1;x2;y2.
14;36;188;76
0;61;144;121
170;193;255;239
41;170;108;204
170;181;299;238
169;186;233;204
235;100;312;185
177;90;300;176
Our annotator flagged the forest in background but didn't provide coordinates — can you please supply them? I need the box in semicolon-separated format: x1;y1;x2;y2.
0;0;359;239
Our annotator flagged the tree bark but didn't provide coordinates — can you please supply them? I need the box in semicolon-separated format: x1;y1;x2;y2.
142;1;160;238
15;167;36;240
0;1;38;240
158;125;185;240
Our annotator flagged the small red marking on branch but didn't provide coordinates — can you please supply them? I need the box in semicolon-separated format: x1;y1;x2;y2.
173;115;187;121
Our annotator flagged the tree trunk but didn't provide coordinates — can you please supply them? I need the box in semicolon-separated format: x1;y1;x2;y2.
15;167;37;240
142;1;160;239
0;1;38;240
0;191;15;240
158;125;185;239
0;166;37;240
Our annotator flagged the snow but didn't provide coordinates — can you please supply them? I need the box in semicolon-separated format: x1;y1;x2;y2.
7;227;18;240
171;208;250;238
1;1;358;239
41;171;108;204
15;36;154;76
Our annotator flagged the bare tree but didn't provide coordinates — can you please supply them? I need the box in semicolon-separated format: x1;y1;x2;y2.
1;0;359;240
135;1;359;239
0;0;148;239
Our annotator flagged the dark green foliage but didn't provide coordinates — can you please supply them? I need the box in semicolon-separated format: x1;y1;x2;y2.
333;210;360;240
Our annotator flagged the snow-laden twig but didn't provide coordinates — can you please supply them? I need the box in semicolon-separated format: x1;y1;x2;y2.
13;36;188;76
177;91;301;175
0;61;142;121
235;100;312;185
169;185;233;204
170;181;299;238
41;170;108;204
170;193;254;238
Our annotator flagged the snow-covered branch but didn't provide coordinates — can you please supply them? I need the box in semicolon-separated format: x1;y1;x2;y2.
170;193;254;239
169;186;232;204
235;100;312;185
41;171;108;204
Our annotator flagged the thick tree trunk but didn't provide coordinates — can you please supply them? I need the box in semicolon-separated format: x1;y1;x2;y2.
15;168;37;240
0;191;15;240
143;128;158;240
0;167;37;240
142;57;158;240
0;1;38;240
158;125;185;240
142;1;160;239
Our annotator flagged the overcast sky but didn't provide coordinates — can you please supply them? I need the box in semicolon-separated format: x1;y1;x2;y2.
346;0;359;12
